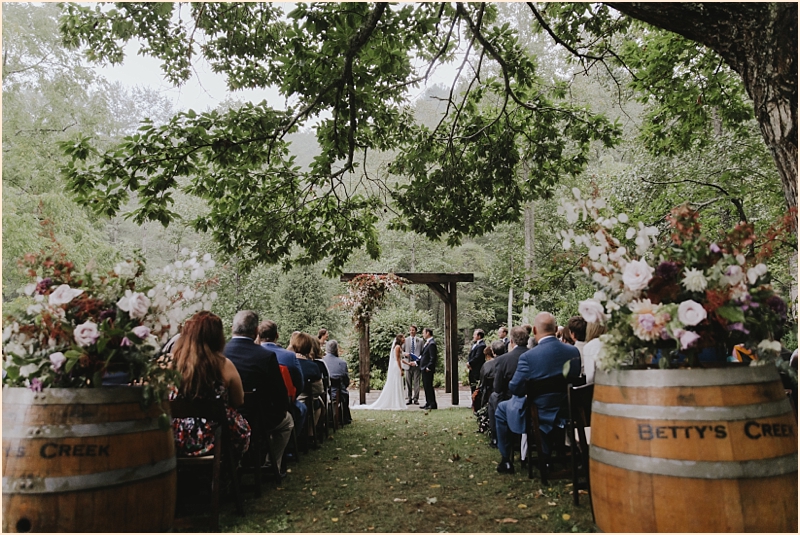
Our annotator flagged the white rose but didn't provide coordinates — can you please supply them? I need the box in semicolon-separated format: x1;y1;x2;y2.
579;299;608;324
747;263;768;285
622;259;654;292
678;300;708;326
113;261;137;278
722;265;744;286
681;268;708;293
23;283;36;296
117;290;151;320
48;284;84;306
758;339;782;353
74;320;100;347
50;352;67;371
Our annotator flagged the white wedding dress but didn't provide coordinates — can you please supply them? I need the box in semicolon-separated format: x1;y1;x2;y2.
352;342;407;410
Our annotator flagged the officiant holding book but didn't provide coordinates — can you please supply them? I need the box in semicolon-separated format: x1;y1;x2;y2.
401;325;424;405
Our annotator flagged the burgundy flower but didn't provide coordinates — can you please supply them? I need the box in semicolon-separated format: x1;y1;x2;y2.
766;295;787;319
99;308;117;322
655;261;680;280
35;278;53;295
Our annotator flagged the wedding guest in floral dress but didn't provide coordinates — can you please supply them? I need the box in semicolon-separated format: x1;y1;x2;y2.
170;311;251;461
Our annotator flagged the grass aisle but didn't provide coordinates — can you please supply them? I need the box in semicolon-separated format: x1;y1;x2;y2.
220;408;596;532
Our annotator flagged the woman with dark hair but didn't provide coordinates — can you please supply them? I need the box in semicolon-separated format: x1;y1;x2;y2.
317;328;329;345
170;311;250;460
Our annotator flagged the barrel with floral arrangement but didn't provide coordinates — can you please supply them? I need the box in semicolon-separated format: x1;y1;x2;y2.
560;191;797;532
2;244;218;532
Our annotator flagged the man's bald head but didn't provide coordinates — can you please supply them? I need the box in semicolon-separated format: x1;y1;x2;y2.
533;312;557;341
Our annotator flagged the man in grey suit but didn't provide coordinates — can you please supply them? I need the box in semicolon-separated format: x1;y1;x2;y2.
402;325;424;405
486;326;529;447
495;312;580;474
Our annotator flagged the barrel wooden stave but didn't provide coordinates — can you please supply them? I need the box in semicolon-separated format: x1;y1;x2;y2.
592;462;797;532
590;366;798;533
2;388;176;533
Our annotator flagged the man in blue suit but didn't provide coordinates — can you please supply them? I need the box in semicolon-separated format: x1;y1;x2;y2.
257;319;308;434
225;311;294;475
495;312;580;474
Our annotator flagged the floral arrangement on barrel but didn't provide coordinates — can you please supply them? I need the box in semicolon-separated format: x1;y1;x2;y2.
3;243;219;406
559;189;796;372
338;273;408;332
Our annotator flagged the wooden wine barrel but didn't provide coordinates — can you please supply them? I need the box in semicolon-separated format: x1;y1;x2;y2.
590;366;798;532
2;387;176;532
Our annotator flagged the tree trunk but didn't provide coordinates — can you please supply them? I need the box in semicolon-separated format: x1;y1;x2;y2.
359;323;370;404
606;2;797;212
522;201;535;324
507;286;513;330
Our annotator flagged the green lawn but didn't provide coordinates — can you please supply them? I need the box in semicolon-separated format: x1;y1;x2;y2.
211;408;596;532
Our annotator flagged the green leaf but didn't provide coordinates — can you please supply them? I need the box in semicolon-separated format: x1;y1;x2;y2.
716;306;745;323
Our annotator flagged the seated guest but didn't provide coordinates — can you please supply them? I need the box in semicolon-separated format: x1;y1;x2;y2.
473;345;496;412
495;312;580;474
487;326;529;447
224;311;293;474
567;316;587;371
257;319;308;433
522;324;536;349
288;332;324;433
583;322;607;384
322;340;352;425
318;328;329;345
170;311;251;463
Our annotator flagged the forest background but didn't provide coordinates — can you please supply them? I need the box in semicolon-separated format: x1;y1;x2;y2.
3;3;796;388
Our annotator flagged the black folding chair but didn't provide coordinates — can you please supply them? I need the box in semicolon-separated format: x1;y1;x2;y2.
170;397;243;532
526;374;576;484
567;383;594;507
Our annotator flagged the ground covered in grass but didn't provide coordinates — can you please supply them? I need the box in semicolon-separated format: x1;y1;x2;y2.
214;408;596;532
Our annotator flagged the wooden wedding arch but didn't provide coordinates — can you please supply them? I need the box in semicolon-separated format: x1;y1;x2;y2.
340;273;474;405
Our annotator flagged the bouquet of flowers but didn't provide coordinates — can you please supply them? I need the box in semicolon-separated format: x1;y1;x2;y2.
3;244;218;405
559;189;795;371
338;273;408;331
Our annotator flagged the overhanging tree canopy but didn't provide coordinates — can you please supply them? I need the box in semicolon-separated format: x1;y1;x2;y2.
58;2;797;275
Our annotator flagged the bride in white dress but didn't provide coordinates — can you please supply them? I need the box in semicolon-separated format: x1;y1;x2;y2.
353;334;407;410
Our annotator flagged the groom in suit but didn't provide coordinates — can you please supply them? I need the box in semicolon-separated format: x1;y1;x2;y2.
466;329;486;394
402;325;424;405
494;312;580;474
418;327;438;410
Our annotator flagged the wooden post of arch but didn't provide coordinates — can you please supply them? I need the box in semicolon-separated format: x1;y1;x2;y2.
341;273;474;406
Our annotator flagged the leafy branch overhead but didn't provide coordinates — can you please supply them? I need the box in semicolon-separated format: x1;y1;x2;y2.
58;2;622;274
58;2;795;275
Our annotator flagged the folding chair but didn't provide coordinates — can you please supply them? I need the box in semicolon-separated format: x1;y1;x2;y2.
238;391;288;494
526;374;573;484
567;383;594;507
170;397;243;532
329;378;344;430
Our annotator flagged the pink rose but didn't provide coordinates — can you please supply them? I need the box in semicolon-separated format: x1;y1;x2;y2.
132;325;151;339
48;284;84;306
675;329;701;350
74;321;100;347
120;337;133;347
117;290;151;320
49;352;66;371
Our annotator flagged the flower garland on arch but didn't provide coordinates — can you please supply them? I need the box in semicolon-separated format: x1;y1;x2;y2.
339;274;408;332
